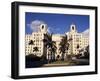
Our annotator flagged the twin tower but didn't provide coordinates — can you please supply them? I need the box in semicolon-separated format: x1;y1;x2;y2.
39;23;77;33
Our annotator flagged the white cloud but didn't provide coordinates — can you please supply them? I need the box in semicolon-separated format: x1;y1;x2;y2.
47;26;61;34
27;20;45;32
82;29;89;37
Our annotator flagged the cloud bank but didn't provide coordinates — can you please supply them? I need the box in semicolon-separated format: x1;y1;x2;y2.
27;20;46;32
82;29;89;37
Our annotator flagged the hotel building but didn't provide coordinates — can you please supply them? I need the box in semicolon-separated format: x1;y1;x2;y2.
25;23;89;59
66;24;89;55
25;23;48;57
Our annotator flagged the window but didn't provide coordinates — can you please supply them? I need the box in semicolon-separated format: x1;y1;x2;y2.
72;26;74;30
77;44;79;49
42;25;44;29
76;38;79;42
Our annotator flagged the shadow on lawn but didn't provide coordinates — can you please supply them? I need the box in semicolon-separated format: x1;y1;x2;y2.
25;54;89;68
25;54;47;68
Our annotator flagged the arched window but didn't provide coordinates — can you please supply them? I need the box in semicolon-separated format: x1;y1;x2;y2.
42;25;44;29
72;26;74;30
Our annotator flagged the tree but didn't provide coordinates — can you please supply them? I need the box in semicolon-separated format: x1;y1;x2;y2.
78;45;89;59
84;45;89;59
50;41;57;61
59;35;69;61
26;46;40;67
33;47;39;52
43;33;57;63
29;40;34;45
28;40;34;54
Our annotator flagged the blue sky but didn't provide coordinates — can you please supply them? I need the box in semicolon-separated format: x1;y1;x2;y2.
25;12;89;34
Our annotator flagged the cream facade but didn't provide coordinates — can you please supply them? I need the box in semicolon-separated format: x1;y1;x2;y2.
52;34;63;59
66;24;89;55
25;24;48;57
25;23;89;59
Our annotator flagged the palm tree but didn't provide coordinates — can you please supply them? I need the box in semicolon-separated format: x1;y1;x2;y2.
84;45;89;59
59;35;69;61
26;41;40;64
33;47;39;52
43;33;57;63
50;41;57;61
29;40;34;45
28;40;34;54
33;47;39;55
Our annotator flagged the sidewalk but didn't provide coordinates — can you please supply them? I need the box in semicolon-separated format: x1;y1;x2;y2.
43;62;74;67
